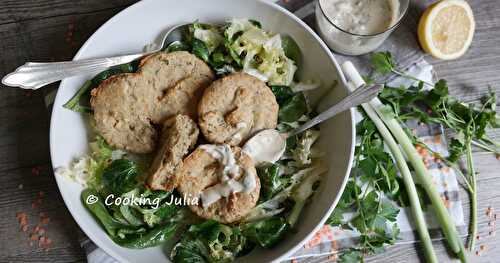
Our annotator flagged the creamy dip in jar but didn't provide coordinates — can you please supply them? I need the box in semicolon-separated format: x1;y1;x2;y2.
316;0;406;55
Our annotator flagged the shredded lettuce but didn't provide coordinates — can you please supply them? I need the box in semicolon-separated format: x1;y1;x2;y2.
225;18;260;40
225;19;297;86
291;130;321;167
55;136;120;189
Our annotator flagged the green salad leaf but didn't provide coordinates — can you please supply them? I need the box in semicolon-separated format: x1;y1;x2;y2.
281;35;301;64
81;188;133;237
270;85;295;105
278;92;308;123
172;221;251;263
102;159;140;194
171;238;210;263
241;217;289;248
114;223;177;249
257;164;285;201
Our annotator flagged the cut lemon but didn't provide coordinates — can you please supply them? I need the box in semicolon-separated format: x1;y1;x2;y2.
418;0;475;60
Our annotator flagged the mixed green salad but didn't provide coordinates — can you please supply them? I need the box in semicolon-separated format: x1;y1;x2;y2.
58;19;327;262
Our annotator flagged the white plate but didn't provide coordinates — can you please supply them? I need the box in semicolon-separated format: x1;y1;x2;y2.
49;0;355;262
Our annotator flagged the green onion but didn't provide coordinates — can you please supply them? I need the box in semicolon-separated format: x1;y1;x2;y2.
360;102;438;263
343;61;467;263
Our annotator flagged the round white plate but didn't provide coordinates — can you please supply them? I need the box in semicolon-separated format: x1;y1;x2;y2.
49;0;355;262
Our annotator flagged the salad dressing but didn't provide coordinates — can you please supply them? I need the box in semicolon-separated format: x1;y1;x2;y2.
316;0;401;55
199;144;257;208
320;0;398;35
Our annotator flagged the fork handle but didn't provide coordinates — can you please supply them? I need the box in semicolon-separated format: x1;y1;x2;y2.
289;84;383;137
1;53;145;90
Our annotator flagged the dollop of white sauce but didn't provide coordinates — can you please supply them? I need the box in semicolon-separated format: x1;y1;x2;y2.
242;129;286;166
199;144;257;208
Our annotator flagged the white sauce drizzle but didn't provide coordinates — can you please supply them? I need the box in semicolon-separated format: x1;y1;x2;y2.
199;144;257;208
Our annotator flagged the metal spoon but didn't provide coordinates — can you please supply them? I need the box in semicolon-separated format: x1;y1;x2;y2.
243;83;383;165
1;24;191;90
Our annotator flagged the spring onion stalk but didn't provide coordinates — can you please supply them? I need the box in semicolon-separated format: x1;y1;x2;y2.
342;61;466;263
370;102;467;262
342;64;437;263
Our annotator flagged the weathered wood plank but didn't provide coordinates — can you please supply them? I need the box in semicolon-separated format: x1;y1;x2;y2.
0;0;138;25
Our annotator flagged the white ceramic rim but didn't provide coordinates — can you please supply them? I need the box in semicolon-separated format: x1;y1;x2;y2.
49;0;356;262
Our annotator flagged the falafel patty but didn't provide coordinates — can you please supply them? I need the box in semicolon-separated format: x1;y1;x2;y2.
178;145;260;223
147;115;199;191
198;73;279;146
91;51;214;153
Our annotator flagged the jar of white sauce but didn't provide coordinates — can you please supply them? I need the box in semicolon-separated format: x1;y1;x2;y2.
316;0;409;55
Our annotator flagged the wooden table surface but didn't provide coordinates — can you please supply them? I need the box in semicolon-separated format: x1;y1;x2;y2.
0;0;498;262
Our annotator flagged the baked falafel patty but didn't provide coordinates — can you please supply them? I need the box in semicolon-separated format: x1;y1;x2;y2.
91;51;214;153
198;73;279;146
178;145;260;223
147;115;199;191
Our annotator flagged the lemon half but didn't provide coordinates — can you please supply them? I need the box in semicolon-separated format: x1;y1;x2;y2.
418;0;475;60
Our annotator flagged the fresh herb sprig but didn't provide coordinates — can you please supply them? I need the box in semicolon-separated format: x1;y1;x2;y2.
371;52;433;87
328;118;402;262
372;51;499;251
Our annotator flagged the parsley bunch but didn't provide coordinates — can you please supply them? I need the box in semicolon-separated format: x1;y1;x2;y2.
328;119;401;262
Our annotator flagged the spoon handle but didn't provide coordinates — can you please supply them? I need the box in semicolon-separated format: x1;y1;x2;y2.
289;84;383;137
1;53;145;90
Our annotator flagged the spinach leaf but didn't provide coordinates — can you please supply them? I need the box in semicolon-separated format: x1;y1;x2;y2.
249;19;262;28
120;204;144;226
241;217;289;248
83;188;182;249
81;188;135;237
171;238;210;263
191;39;210;62
165;41;191;52
270;86;295;106
114;223;177;249
102;159;139;194
63;80;93;113
281;35;301;64
258;164;285;200
278;93;308;123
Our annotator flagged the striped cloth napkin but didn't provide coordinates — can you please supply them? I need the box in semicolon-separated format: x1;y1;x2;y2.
43;0;466;262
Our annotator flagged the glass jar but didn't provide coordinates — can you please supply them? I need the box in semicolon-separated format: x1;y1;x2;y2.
315;0;409;56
